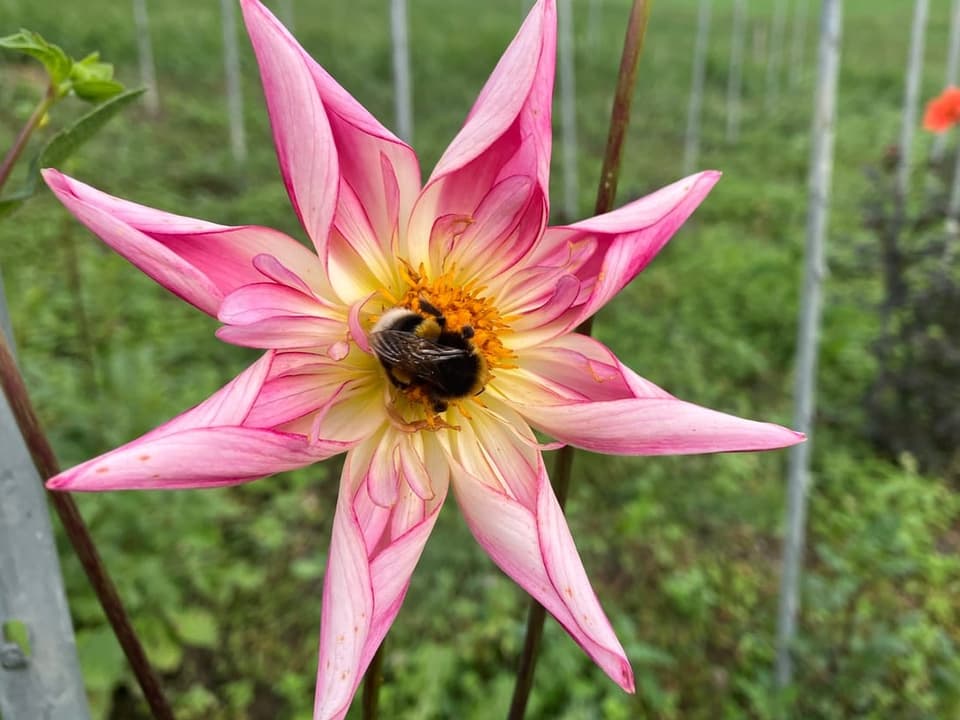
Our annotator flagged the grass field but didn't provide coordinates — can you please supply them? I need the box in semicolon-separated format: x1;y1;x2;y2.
2;0;960;717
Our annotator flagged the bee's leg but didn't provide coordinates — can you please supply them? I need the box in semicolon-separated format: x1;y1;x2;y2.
418;298;445;323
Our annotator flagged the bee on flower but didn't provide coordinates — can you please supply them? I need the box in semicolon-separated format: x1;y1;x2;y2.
42;1;802;718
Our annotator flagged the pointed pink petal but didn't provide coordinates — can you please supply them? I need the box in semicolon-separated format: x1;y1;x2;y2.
541;171;721;328
252;253;319;295
243;373;350;430
449;403;633;691
46;353;353;492
42;169;324;317
314;434;448;720
240;0;339;253
405;0;555;271
431;0;555;192
329;179;395;289
216;316;344;350
495;333;661;404
499;336;803;454
516;396;803;455
365;432;401;508
304;54;421;257
507;273;580;334
324;229;387;305
218;283;335;325
157;351;275;434
311;73;421;261
495;333;803;454
431;174;544;284
244;0;421;269
47;427;348;491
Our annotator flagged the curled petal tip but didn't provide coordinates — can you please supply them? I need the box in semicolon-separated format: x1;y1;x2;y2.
45;476;68;491
691;168;722;188
620;662;636;694
41;167;71;194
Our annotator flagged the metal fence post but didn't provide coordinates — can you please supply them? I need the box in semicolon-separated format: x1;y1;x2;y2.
0;266;91;720
775;0;842;690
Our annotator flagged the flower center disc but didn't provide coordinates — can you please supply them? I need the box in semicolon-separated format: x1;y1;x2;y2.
376;261;515;423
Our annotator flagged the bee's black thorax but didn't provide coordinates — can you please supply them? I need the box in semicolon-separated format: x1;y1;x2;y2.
370;305;487;414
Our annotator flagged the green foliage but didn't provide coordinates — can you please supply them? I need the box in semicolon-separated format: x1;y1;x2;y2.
800;456;960;718
0;29;72;87
0;29;124;101
0;88;144;217
1;0;959;718
68;53;125;102
1;619;32;658
0;28;134;216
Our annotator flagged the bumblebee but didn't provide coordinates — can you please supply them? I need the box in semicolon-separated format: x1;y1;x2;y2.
370;300;488;413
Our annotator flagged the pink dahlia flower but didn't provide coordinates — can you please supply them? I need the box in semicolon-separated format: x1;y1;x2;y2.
43;1;802;717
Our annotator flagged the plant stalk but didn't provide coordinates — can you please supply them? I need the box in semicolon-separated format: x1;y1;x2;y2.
506;2;651;718
0;330;175;720
362;643;385;720
0;84;57;193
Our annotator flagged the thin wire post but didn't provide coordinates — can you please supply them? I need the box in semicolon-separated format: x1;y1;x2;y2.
765;0;788;111
132;0;160;115
558;0;579;219
895;0;929;207
775;0;842;689
931;0;960;164
222;0;248;164
390;0;414;143
726;0;746;143
683;0;711;175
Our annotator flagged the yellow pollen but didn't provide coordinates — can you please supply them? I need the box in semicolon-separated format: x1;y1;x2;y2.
396;260;514;372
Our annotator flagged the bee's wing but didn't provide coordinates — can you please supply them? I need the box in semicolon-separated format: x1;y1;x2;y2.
370;331;468;381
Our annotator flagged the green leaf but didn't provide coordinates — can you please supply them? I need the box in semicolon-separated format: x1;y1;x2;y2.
0;29;71;86
71;78;126;103
1;619;31;658
40;87;144;168
76;626;124;692
0;87;145;218
172;608;219;648
69;52;124;102
139;616;184;672
0;188;33;220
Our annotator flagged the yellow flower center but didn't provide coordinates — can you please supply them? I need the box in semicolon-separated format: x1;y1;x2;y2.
374;260;516;429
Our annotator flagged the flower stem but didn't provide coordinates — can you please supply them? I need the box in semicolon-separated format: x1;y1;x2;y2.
593;0;652;217
0;330;175;720
507;2;651;718
0;84;57;194
362;642;385;720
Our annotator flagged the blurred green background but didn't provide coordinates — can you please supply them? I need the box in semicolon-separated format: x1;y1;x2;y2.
2;0;960;717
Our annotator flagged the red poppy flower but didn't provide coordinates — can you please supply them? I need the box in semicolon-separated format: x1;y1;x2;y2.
924;86;960;132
